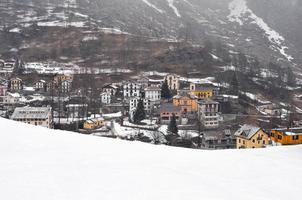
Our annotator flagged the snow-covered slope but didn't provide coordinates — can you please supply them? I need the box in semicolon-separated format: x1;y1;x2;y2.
1;118;302;200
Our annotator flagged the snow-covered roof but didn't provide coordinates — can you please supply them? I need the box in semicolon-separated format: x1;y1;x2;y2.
234;124;261;139
11;106;51;120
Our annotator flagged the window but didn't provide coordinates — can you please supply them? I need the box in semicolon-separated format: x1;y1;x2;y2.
278;135;283;140
252;139;255;143
293;135;299;140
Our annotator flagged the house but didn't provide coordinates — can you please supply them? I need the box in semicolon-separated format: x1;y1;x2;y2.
60;80;72;94
202;129;236;149
144;86;161;102
102;84;118;95
10;77;23;91
123;82;142;98
11;106;53;128
3;92;21;107
54;74;73;84
165;74;180;91
100;92;112;105
84;117;105;130
66;104;88;119
198;99;219;129
173;94;198;114
129;97;152;119
34;80;47;92
270;127;302;145
190;83;213;100
234;125;270;149
0;84;8;96
160;103;181;124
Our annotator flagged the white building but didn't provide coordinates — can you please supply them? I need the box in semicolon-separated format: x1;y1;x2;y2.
10;77;23;91
144;86;161;102
129;97;152;119
3;92;21;106
198;99;220;129
165;74;180;91
123;82;142;98
102;84;118;95
34;80;47;91
100;92;112;105
60;80;72;94
11;106;53;128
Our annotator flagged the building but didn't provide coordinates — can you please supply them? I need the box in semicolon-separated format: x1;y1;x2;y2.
3;92;21;107
173;94;198;114
270;127;302;145
123;82;142;98
60;80;72;94
144;86;161;102
34;80;47;92
54;74;73;84
129;97;152;119
160;103;181;124
165;74;180;91
10;78;23;91
66;104;88;119
190;83;213;100
198;99;219;129
234;125;269;149
84;117;105;130
202;130;236;149
11;106;53;128
100;92;112;105
102;84;118;96
0;84;8;96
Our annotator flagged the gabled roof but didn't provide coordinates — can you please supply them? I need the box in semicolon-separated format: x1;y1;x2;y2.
160;103;181;113
11;107;51;120
234;124;261;140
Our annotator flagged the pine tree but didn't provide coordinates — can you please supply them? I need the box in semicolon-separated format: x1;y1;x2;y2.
168;114;178;135
230;72;239;95
161;80;172;99
133;99;146;124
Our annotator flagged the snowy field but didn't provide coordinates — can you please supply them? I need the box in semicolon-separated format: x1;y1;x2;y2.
0;118;302;200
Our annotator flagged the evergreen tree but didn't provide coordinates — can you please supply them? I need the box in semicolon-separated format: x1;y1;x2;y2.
168;114;178;134
161;80;172;99
230;72;239;95
133;99;146;124
286;67;296;87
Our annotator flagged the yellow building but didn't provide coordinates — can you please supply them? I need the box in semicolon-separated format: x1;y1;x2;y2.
271;128;302;145
173;95;198;114
234;125;270;149
54;74;73;84
84;118;105;130
190;83;213;99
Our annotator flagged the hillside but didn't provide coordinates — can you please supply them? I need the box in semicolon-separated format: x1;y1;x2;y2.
0;118;302;200
1;0;302;67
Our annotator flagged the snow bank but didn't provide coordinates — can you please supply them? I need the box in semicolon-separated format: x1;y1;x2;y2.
0;118;302;200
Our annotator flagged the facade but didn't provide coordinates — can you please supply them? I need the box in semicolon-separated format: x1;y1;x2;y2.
165;74;180;91
270;128;302;145
84;117;105;130
100;92;112;105
123;82;142;98
173;95;198;114
3;92;21;106
160;103;181;124
54;74;73;83
190;84;213;100
202;130;236;149
10;78;23;91
198;100;219;129
144;86;161;102
66;104;88;119
34;80;47;92
102;84;118;95
11;106;53;128
234;125;269;149
60;80;72;94
129;97;152;119
0;84;8;96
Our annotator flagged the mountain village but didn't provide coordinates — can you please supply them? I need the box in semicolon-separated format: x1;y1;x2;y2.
1;58;302;150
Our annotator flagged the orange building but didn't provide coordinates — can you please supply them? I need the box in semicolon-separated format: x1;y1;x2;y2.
173;95;198;114
271;128;302;145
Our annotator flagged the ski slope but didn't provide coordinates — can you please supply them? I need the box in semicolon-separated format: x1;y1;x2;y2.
0;118;302;200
